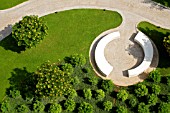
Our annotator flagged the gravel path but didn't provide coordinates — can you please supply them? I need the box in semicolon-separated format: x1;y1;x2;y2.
0;0;169;86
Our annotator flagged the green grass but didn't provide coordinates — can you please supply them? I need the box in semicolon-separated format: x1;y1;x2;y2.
0;9;122;102
152;0;170;7
137;21;170;75
0;0;27;10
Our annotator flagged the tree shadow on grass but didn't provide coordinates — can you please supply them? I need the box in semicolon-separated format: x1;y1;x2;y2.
0;33;26;53
138;26;170;68
7;67;35;99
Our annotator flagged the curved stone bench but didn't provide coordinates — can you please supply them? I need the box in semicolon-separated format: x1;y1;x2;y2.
128;31;153;77
95;31;120;77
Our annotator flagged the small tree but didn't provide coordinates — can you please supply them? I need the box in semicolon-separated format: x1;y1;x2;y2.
151;84;161;95
67;89;77;99
0;100;11;113
33;100;45;112
163;35;170;56
12;15;48;48
101;80;114;93
116;106;128;113
158;102;170;113
147;94;158;106
138;102;150;113
83;89;92;100
64;99;76;112
95;89;105;101
129;97;138;107
135;84;148;97
149;70;161;83
117;90;128;102
88;76;98;85
48;103;62;113
16;104;29;113
103;101;112;111
78;102;93;113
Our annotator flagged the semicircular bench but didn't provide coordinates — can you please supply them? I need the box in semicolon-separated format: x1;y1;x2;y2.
128;31;154;77
95;31;120;77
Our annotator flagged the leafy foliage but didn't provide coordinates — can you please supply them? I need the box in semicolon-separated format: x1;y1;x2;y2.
64;99;76;112
95;89;105;101
16;104;29;113
34;61;73;97
71;76;80;86
151;84;161;95
67;89;77;99
33;100;45;112
147;94;158;106
12;15;48;48
9;89;21;98
116;106;128;113
88;76;98;85
129;97;138;107
48;103;62;113
103;101;112;111
101;80;114;92
0;100;11;113
60;63;74;74
83;89;92;100
78;102;93;113
117;90;128;102
149;70;161;83
138;102;150;113
135;84;148;97
158;102;170;113
163;35;170;56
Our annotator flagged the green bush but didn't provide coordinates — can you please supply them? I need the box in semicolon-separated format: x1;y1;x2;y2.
103;101;112;111
163;35;170;56
101;80;114;92
48;103;62;113
116;106;128;113
33;100;45;112
117;90;128;102
129;97;138;107
147;94;158;106
135;84;148;97
82;67;90;73
88;76;98;85
83;89;92;100
158;102;170;113
166;76;170;86
64;99;76;112
0;100;11;113
67;89;77;99
61;63;74;74
16;104;29;113
78;102;93;113
71;76;80;85
151;84;161;95
149;70;161;83
95;89;105;101
9;89;21;98
138;102;150;113
12;15;48;48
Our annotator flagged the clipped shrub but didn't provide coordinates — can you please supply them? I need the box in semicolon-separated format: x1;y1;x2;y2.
147;94;158;106
9;89;21;98
135;84;148;97
64;99;76;112
67;89;77;99
149;70;161;83
95;89;105;101
83;89;92;100
117;90;128;102
78;102;93;113
101;80;114;92
16;104;29;113
138;102;150;113
158;102;170;113
116;106;128;113
61;63;74;74
151;84;161;95
103;101;112;111
129;97;138;107
0;100;11;113
33;100;45;112
71;76;80;85
48;103;62;113
88;76;98;85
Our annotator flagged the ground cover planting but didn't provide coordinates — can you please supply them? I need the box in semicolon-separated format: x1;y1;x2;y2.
0;0;27;10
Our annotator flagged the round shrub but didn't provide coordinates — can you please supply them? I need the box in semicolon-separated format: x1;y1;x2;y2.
135;84;148;97
88;76;98;85
67;89;77;99
71;76;80;85
64;99;76;112
147;94;158;106
116;106;128;113
101;80;114;92
149;70;161;83
151;84;161;95
83;89;92;100
129;97;138;107
12;15;48;48
0;100;11;113
158;102;170;113
95;89;105;101
61;63;74;74
117;90;128;102
9;89;21;98
138;102;150;113
16;104;29;113
48;103;62;113
78;102;93;113
103;101;112;111
33;100;45;112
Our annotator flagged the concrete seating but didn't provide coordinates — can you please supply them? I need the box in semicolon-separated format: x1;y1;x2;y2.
95;31;120;77
128;31;153;77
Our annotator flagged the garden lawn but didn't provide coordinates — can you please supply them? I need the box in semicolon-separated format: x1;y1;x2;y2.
0;0;27;10
0;9;122;102
137;21;170;75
